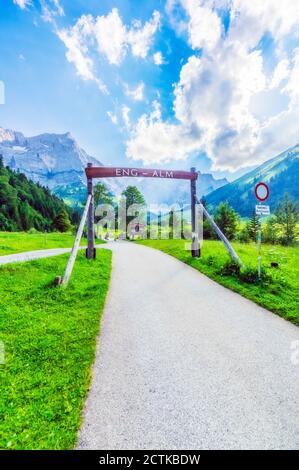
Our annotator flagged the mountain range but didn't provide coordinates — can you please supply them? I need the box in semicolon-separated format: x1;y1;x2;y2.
0;127;228;206
206;144;299;216
0;126;297;215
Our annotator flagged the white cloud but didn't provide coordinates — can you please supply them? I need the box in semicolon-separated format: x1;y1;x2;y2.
57;15;108;93
127;10;160;59
229;0;299;49
13;0;31;8
126;0;299;170
153;51;164;65
270;59;290;89
122;105;131;129
57;8;160;94
125;82;145;101
181;0;222;51
107;111;118;125
57;16;95;82
126;101;201;164
93;8;160;65
40;0;64;24
94;8;127;65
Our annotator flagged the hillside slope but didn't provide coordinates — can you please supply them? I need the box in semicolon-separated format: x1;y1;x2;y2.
0;157;72;231
0;127;120;205
206;144;299;216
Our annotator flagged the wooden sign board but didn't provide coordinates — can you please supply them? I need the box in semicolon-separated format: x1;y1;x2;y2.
85;166;198;181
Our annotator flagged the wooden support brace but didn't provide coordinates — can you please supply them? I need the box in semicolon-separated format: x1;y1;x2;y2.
60;194;92;287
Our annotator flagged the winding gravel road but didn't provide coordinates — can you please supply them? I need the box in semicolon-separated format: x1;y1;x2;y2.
78;241;299;450
0;245;104;265
0;248;72;265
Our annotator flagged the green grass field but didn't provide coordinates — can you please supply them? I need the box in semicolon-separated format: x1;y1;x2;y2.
0;232;90;256
0;249;112;450
136;239;299;325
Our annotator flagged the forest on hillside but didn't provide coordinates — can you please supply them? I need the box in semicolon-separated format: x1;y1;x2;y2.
0;156;74;232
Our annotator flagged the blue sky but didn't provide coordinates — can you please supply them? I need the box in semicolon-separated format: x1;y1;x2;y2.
0;0;299;181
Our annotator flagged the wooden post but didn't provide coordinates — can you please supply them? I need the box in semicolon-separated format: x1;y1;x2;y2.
60;194;92;287
190;167;200;257
197;198;243;266
86;163;95;259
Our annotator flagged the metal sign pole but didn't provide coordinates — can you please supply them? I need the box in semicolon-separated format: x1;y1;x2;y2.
86;163;95;259
254;181;270;281
257;216;262;280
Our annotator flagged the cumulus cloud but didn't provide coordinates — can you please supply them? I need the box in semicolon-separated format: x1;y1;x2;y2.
181;0;222;51
124;82;145;101
57;8;160;94
58;16;94;79
93;8;160;64
126;0;299;170
153;51;164;65
127;10;160;59
13;0;31;8
126;101;201;163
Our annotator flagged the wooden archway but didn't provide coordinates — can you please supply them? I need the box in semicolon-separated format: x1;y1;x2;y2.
85;164;200;259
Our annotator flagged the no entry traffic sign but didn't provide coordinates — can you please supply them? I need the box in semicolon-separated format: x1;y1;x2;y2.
255;182;269;202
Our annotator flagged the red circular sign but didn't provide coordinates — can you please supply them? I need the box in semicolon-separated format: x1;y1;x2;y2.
255;182;269;201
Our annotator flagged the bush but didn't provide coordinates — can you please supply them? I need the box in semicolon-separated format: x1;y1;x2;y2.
218;259;241;276
239;266;272;284
219;259;272;284
236;226;250;243
27;227;39;234
204;255;217;266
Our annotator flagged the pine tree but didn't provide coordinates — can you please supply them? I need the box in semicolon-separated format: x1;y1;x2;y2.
53;209;72;232
274;194;298;245
214;201;239;240
247;211;259;241
94;182;114;207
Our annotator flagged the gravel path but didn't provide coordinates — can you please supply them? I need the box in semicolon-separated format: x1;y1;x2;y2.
0;245;105;265
78;241;299;450
0;248;72;265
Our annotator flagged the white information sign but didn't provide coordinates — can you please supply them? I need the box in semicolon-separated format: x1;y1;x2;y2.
255;204;270;215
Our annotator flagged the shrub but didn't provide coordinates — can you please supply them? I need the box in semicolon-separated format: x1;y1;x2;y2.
218;259;241;277
239;266;272;284
27;227;39;234
219;260;273;284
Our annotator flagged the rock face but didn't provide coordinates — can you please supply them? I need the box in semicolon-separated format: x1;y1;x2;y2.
0;127;100;189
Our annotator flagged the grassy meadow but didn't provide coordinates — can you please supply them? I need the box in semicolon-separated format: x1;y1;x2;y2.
0;249;112;450
0;231;89;256
136;239;299;325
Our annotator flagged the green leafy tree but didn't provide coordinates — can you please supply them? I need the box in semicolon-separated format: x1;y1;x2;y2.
121;186;146;233
263;217;279;244
94;182;114;207
274;194;298;245
121;185;146;207
53;209;72;232
0;164;75;232
214;201;239;240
